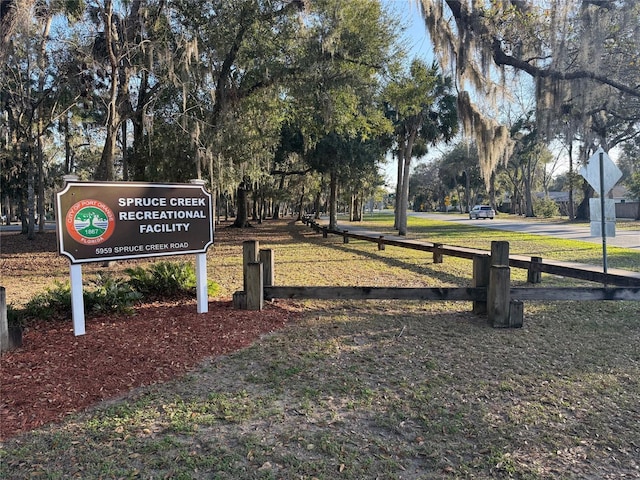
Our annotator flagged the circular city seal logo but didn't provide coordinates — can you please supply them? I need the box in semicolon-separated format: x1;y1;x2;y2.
65;199;115;245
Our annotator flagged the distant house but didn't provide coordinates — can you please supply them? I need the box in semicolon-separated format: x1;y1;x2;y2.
540;191;570;203
610;185;630;202
533;187;638;219
609;185;639;219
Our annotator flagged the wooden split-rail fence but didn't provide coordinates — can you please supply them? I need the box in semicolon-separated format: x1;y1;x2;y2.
233;224;640;328
302;218;640;288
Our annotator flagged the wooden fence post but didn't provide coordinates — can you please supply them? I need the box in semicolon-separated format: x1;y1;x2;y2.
488;265;511;327
491;241;510;267
259;249;274;287
343;230;349;243
433;243;443;264
528;257;542;284
489;241;510;327
0;286;7;353
0;286;21;353
472;255;490;314
378;236;385;251
232;291;247;309
509;300;524;328
243;240;259;291
246;262;264;310
487;241;523;327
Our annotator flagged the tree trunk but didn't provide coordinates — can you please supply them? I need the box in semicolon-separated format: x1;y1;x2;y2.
575;181;593;221
130;70;149;181
121;120;129;181
97;121;118;181
464;171;470;213
511;189;519;215
349;194;355;221
35;13;51;233
63;116;73;174
329;170;338;230
19;192;27;234
398;130;417;236
488;171;497;212
232;182;251;228
37;129;45;233
398;151;412;236
251;187;258;222
314;190;322;219
27;144;35;240
568;141;575;220
273;174;285;220
3;195;9;225
356;194;364;221
261;198;267;223
296;187;305;221
394;149;403;229
96;1;120;181
523;168;534;217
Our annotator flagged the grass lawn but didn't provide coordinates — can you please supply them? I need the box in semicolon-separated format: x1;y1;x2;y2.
1;218;639;479
344;212;640;273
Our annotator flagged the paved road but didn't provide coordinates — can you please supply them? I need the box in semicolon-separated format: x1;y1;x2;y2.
409;212;640;250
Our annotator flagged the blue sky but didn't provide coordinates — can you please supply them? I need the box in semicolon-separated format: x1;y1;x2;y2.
379;1;440;188
382;0;434;65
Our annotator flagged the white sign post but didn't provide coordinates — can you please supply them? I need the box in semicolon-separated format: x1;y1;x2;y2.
195;253;208;314
69;264;86;336
579;147;623;279
189;179;210;315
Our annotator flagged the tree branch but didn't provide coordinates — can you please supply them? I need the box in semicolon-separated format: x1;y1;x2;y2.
491;39;640;99
270;168;312;176
441;0;639;99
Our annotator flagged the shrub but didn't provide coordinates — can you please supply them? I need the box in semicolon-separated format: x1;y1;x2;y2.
23;281;73;320
125;261;194;297
125;261;219;298
18;262;219;322
7;304;27;328
84;273;142;314
533;197;560;218
22;275;142;320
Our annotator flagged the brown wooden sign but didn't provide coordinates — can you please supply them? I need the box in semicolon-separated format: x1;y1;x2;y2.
56;182;213;264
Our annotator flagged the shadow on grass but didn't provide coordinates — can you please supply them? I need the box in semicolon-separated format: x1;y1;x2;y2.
287;224;479;287
301;219;640;272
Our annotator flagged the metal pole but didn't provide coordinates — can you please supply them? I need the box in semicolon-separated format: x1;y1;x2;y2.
599;151;608;282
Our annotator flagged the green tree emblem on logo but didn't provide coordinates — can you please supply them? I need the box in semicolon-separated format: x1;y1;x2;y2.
74;207;109;239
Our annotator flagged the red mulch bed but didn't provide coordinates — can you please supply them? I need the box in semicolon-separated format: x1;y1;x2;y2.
1;299;298;440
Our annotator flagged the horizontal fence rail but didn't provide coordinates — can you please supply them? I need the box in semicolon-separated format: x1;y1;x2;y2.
303;218;640;287
264;286;486;301
265;286;640;302
509;287;640;301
